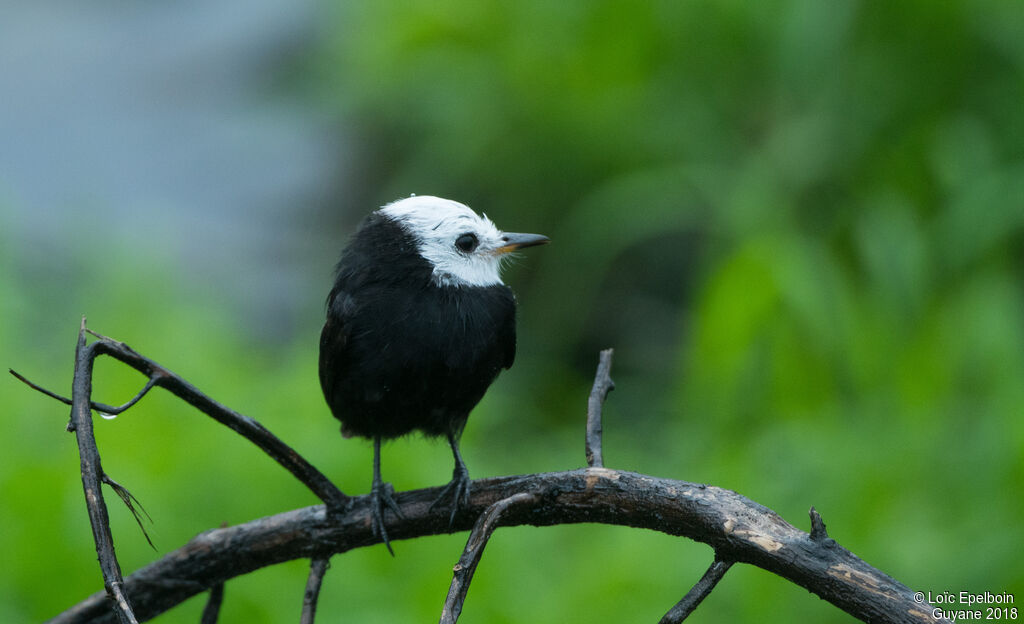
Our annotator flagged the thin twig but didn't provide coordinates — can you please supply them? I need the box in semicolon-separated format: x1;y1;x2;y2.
199;583;224;624
93;336;349;510
10;368;158;417
659;558;734;623
102;475;155;550
9;368;74;404
440;492;537;624
300;558;331;624
69;318;138;624
585;348;615;467
14;326;349;511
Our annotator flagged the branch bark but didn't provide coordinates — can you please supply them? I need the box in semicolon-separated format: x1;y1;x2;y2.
585;348;614;467
49;469;942;624
299;558;329;624
13;323;349;511
659;558;734;623
19;325;948;624
440;492;537;623
68;319;138;624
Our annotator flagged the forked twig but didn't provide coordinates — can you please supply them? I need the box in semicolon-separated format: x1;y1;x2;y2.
658;558;734;623
12;322;348;511
585;348;615;467
440;492;537;624
68;318;138;624
15;319;350;623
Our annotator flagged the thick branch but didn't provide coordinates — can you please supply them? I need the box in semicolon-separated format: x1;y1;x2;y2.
50;469;943;624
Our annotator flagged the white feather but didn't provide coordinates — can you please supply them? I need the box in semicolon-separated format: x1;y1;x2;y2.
378;196;508;288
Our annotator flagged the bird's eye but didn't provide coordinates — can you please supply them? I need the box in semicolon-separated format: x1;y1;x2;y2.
455;233;479;253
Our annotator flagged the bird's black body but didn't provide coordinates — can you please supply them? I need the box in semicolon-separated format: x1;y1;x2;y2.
319;213;517;441
318;198;548;554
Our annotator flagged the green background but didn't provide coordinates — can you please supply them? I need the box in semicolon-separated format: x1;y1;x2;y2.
3;1;1023;622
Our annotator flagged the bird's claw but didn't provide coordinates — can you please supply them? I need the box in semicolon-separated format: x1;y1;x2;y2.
371;480;403;555
430;465;471;528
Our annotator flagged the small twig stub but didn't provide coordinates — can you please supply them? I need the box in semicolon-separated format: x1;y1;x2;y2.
809;506;830;542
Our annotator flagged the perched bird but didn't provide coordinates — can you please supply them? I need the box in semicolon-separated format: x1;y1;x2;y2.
319;195;549;552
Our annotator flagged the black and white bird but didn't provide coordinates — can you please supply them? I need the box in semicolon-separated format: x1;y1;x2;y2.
319;195;548;552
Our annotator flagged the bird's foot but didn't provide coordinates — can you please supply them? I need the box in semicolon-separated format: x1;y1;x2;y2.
370;480;403;556
430;464;471;528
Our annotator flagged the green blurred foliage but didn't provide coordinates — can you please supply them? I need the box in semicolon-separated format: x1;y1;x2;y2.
3;0;1024;622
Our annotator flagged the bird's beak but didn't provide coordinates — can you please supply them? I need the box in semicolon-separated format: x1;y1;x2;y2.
495;232;550;255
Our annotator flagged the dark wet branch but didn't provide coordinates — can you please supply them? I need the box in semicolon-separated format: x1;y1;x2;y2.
14;319;349;624
659;558;734;624
585;348;615;468
48;469;943;624
440;492;537;624
22;326;945;624
12;321;349;511
9;367;156;426
300;558;330;624
199;583;224;624
67;318;138;624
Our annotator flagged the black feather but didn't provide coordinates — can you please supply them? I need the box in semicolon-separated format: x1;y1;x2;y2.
319;213;517;440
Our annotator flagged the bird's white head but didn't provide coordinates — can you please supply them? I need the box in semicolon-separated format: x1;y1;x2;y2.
379;195;549;288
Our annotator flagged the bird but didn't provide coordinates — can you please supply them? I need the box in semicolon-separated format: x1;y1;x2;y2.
319;195;549;553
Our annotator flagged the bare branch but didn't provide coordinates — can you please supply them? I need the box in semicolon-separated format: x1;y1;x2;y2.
300;558;330;624
28;320;348;622
49;469;943;624
27;332;946;624
9;367;75;405
8;368;156;418
440;492;537;624
585;348;615;467
68;317;138;624
199;584;224;624
658;558;734;623
92;336;349;510
16;323;350;511
97;376;160;416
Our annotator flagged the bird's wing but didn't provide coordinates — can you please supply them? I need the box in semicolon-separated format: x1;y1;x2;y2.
318;286;352;400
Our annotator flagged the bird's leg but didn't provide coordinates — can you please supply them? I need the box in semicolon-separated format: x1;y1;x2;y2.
370;436;403;555
430;431;471;527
